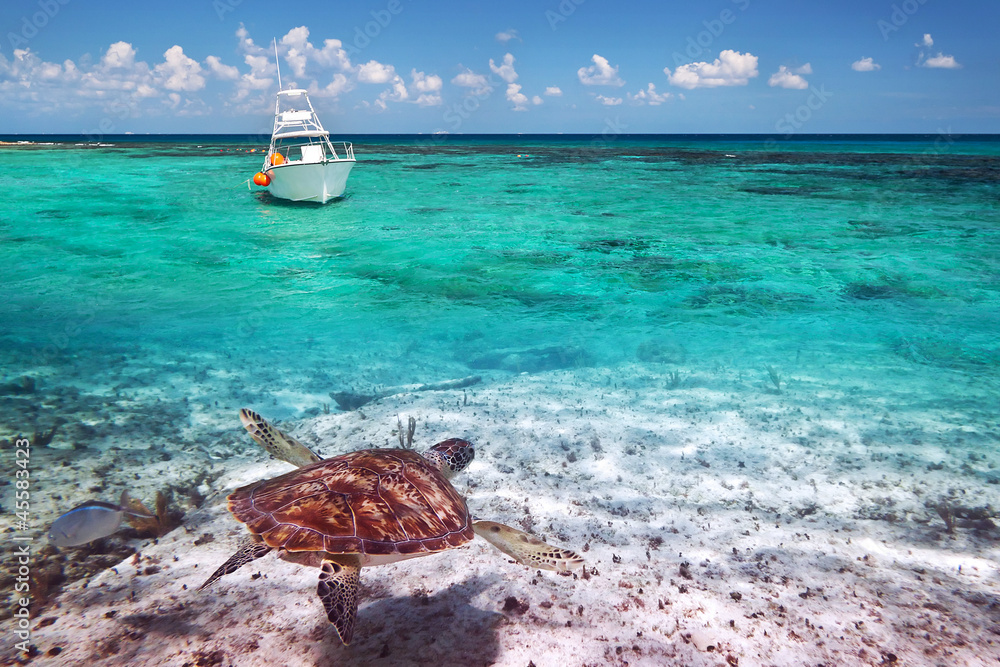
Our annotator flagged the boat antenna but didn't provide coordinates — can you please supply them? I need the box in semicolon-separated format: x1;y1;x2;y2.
273;38;282;91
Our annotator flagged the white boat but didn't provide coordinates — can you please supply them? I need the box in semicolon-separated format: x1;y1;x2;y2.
253;45;355;203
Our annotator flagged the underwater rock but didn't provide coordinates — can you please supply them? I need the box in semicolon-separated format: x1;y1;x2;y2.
847;219;917;239
330;391;377;411
740;184;830;196
636;339;686;364
578;237;651;253
842;282;903;300
331;375;482;411
687;285;815;313
0;375;35;395
685;627;717;652
33;421;62;448
466;346;589;373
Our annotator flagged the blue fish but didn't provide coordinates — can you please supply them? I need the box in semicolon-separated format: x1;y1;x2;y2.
47;491;155;547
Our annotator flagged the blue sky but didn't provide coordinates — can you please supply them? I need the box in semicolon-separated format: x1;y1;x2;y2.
1;0;997;134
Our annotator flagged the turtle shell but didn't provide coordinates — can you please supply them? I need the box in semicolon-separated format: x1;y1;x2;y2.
227;448;474;557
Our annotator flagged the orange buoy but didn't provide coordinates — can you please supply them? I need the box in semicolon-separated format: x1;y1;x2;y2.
270;153;285;166
253;172;271;186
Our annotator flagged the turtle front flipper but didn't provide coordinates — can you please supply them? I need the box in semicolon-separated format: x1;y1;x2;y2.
239;408;321;467
473;521;584;573
317;555;361;645
198;536;272;590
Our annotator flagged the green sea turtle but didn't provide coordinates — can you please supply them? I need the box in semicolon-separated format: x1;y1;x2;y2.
200;408;583;645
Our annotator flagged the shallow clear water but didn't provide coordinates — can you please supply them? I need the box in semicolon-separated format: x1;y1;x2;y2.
2;135;998;416
5;134;1000;664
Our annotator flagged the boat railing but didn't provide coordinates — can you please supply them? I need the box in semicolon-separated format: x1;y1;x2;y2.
266;140;355;167
330;142;355;161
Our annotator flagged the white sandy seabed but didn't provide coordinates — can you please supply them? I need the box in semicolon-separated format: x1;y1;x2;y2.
9;353;1000;667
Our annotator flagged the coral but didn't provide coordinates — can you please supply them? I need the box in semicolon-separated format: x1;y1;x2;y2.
397;415;417;450
124;491;182;538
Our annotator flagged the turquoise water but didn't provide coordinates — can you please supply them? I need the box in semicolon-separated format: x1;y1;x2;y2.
2;135;998;416
5;134;1000;664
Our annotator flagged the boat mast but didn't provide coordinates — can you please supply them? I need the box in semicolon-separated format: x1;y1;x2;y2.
273;39;282;91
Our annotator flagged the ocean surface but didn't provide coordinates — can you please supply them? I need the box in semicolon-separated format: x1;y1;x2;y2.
3;134;1000;664
2;134;998;411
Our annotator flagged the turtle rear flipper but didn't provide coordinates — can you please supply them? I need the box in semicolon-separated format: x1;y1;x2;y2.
198;536;272;590
473;521;584;573
318;555;361;645
240;408;321;467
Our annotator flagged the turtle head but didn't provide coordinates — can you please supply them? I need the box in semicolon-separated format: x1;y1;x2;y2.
422;438;475;479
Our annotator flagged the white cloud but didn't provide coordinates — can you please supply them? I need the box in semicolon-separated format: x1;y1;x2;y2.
532;95;542;105
234;52;273;101
411;69;442;93
495;29;519;43
234;25;356;106
281;26;312;78
768;64;809;90
922;53;961;69
363;75;408;111
544;86;562;96
410;69;442;106
489;53;518;84
488;55;539;110
308;73;352;98
595;94;622;106
373;75;408;109
915;33;961;69
236;23;267;57
101;41;136;70
506;82;529;111
628;82;672;105
155;46;205;92
451;67;491;95
578;54;624;86
37;60;63;81
280;26;352;79
1;42;165;116
851;57;881;72
357;60;396;84
205;55;239;80
80;42;155;96
665;50;758;89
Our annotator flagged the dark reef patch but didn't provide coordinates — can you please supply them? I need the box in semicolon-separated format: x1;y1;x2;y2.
686;285;815;315
842;282;904;300
740;186;828;197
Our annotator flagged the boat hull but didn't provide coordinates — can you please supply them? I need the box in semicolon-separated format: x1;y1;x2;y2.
265;159;355;203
